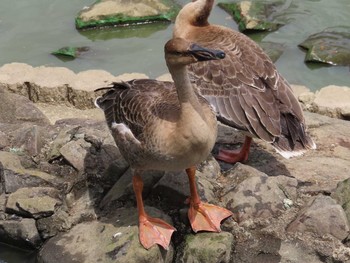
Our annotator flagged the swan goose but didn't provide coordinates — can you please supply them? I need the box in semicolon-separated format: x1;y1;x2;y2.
173;0;316;163
95;37;232;250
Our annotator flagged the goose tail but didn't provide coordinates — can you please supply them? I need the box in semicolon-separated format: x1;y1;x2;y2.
271;113;316;159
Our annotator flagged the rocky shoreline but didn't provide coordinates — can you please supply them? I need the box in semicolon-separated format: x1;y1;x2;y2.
1;63;350;262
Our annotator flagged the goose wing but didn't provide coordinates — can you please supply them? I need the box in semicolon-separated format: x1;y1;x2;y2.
188;27;304;143
96;79;178;139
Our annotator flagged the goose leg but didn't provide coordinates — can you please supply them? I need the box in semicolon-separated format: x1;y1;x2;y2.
186;166;232;232
133;172;176;250
216;136;252;163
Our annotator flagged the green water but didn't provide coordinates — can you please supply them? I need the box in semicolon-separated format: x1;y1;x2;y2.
0;0;349;92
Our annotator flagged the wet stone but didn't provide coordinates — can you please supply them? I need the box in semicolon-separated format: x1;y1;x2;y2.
299;26;350;66
75;0;180;29
218;0;286;32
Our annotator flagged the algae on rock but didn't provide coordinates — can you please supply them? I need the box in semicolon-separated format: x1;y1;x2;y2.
75;0;180;29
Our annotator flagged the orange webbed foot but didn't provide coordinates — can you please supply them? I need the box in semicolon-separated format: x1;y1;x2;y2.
188;200;233;233
139;215;176;250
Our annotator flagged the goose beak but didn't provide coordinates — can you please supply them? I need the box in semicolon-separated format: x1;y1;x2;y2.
189;43;225;61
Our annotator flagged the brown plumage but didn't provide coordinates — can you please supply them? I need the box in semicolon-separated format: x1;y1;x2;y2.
173;0;316;161
95;38;232;250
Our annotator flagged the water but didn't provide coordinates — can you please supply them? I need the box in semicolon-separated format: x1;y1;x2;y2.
0;0;349;91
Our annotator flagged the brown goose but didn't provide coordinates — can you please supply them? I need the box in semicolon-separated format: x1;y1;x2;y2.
95;38;232;250
173;0;316;163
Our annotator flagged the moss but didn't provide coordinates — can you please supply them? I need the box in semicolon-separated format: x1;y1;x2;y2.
75;0;180;30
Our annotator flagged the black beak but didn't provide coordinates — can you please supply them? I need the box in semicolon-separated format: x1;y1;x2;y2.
189;43;225;61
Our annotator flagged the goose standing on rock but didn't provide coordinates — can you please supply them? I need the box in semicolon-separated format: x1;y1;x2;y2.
173;0;316;163
95;38;232;250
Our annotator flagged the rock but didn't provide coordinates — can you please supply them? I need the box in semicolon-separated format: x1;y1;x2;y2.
313;85;350;119
331;178;350;227
47;126;80;160
75;0;180;29
10;124;49;156
0;218;42;249
38;207;174;263
278;241;322;263
218;1;286;32
59;138;91;172
36;209;73;239
0;151;62;193
287;195;349;241
299;26;350;66
6;187;62;219
178;232;234;263
0;131;9;150
100;168;164;208
222;163;298;223
0;89;50;125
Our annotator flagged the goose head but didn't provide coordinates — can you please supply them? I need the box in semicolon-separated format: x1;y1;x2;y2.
174;0;214;30
164;37;225;67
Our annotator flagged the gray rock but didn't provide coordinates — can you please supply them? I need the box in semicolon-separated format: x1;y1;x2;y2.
6;187;62;219
332;178;350;225
313;85;350;119
152;170;190;207
179;232;233;263
47;126;80;160
100;168;164;208
0;89;50;125
299;26;350;66
279;241;323;263
38;207;174;263
0;151;62;193
36;209;72;239
10;124;49;156
222;163;298;223
287;195;349;241
0;131;9;150
0;218;42;249
59;138;91;171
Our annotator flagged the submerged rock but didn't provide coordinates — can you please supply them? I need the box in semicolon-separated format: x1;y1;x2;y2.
218;0;286;32
75;0;180;30
258;41;285;62
51;46;90;59
299;26;350;66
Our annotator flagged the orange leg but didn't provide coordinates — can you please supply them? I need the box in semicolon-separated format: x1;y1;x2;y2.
186;166;233;233
133;172;176;250
216;136;252;163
